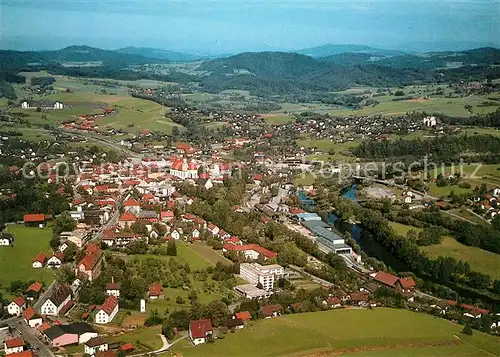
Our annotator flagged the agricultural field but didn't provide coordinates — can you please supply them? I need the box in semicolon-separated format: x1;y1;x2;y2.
171;308;500;357
329;86;500;117
421;236;500;280
260;114;295;125
390;222;423;236
108;326;164;352
297;137;361;163
188;242;232;265
0;225;55;287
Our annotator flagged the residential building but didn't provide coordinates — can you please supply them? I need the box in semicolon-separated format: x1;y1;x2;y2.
95;296;118;324
84;337;108;356
4;337;24;355
188;319;213;345
32;252;47;268
260;304;283;319
24;214;46;227
46;253;64;269
25;282;43;302
39;284;72;316
239;263;284;291
24;306;43;328
234;311;252;322
76;244;104;281
223;244;277;260
105;281;120;297
226;318;244;330
148;283;164;299
7;297;26;316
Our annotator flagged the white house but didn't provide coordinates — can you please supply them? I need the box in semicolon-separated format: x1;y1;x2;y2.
95;296;118;324
0;234;13;245
192;229;200;239
170;229;181;240
32;252;47;268
189;319;213;345
3;337;24;355
493;188;500;197
24;306;43;328
84;337;108;356
46;253;64;269
7;297;26;316
39;284;72;316
105;281;120;297
423;116;437;127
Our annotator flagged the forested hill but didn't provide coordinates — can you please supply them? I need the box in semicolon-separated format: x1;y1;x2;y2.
198;51;437;94
0;45;169;70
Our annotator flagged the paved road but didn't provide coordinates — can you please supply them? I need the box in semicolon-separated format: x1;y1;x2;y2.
11;319;55;357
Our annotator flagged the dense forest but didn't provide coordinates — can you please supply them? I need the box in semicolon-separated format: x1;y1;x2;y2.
353;134;500;164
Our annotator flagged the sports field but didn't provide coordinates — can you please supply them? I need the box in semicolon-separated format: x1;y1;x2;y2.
171;308;500;357
0;225;55;286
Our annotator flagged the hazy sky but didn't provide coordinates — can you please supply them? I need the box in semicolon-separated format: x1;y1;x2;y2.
1;0;499;53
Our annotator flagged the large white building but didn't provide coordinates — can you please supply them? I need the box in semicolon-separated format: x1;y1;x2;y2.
170;158;198;180
239;263;284;291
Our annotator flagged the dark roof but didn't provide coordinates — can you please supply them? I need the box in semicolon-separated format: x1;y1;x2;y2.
260;304;283;317
361;283;380;293
47;284;72;307
85;337;107;347
226;318;244;328
44;323;96;340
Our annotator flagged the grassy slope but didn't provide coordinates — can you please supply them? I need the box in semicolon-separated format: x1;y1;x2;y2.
172;308;500;357
0;225;55;286
390;222;500;280
422;236;500;280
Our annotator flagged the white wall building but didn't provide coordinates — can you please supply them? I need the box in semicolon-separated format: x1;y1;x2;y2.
239;263;284;291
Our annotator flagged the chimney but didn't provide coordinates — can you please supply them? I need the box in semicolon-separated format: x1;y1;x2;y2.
111;276;114;284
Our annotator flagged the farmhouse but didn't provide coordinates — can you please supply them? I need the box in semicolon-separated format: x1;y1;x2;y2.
39;284;72;316
371;272;416;292
24;306;43;328
46;252;64;269
234;311;252;322
84;337;108;356
226;318;245;330
188;319;213;345
4;337;25;355
148;283;164;299
32;252;47;268
95;296;118;324
25;282;43;301
7;297;26;316
260;304;283;319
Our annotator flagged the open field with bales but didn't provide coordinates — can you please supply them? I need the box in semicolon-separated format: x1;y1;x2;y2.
172;308;500;357
0;225;55;287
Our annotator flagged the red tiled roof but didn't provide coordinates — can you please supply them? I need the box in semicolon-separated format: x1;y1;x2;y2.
38;322;50;333
13;296;25;307
5;352;34;357
24;214;45;222
33;252;47;264
349;292;369;302
252;174;263;181
59;300;75;315
120;343;134;351
5;337;24;348
161;210;174;218
189;319;213;339
372;272;399;287
119;212;137;222
223;243;277;259
124;199;140;207
398;276;416;289
234;311;252;321
23;306;38;320
327;296;341;305
78;248;103;270
149;283;163;297
99;296;118;315
183;213;196;220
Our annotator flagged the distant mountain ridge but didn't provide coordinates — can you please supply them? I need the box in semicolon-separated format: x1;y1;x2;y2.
115;46;201;62
295;44;406;58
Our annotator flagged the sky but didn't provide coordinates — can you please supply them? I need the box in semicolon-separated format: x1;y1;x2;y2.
0;0;499;53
